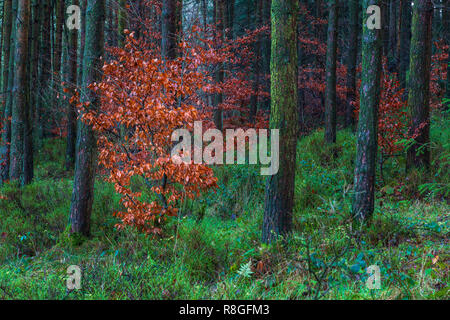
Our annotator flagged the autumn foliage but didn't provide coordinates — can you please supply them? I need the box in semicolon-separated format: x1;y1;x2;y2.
77;5;269;234
81;30;219;235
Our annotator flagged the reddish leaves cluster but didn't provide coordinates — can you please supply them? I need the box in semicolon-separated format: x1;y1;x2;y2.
82;30;218;235
354;61;408;157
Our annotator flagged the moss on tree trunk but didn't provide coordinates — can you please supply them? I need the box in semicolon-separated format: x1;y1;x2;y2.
352;0;382;222
262;0;298;243
406;0;433;170
70;0;105;237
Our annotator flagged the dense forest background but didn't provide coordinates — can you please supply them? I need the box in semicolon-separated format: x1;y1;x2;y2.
0;0;448;300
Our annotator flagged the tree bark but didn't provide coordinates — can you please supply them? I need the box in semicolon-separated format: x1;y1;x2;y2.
352;0;382;223
24;0;41;185
388;0;397;65
37;0;51;141
10;0;30;183
262;0;298;243
117;0;127;47
65;0;79;170
162;0;179;60
345;0;359;128
406;0;433;170
0;0;17;184
1;0;12;115
250;0;262;123
70;0;105;237
51;0;65;129
398;0;412;88
325;0;338;143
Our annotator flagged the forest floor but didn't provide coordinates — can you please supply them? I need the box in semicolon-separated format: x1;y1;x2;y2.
0;114;448;300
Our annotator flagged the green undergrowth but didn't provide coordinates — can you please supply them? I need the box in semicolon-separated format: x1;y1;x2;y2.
0;123;448;300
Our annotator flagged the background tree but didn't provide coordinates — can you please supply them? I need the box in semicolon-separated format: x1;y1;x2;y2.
162;0;180;60
65;0;79;170
0;0;13;185
213;0;226;130
69;0;105;237
262;0;298;243
406;0;433;170
10;0;30;183
324;0;338;143
345;0;359;128
398;0;411;88
352;0;382;222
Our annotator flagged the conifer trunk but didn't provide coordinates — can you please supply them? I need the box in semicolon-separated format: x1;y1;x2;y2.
65;0;79;170
262;0;298;243
70;0;105;237
10;0;30;183
325;0;338;143
0;0;16;184
406;0;433;170
345;0;359;129
352;0;382;222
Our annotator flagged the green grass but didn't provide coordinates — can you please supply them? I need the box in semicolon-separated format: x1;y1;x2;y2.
0;122;448;300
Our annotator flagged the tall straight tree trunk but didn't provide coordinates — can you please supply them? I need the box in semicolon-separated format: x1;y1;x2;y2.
226;0;234;40
1;0;12;115
250;0;262;123
345;0;359;128
213;0;225;130
352;0;382;222
261;0;271;111
24;0;40;185
161;0;180;60
262;0;298;243
37;0;51;141
0;0;17;184
443;1;449;109
65;0;79;170
78;0;87;86
406;0;433;170
117;0;127;47
325;0;338;143
10;0;30;183
70;0;105;237
388;0;397;65
398;0;412;88
52;0;65;128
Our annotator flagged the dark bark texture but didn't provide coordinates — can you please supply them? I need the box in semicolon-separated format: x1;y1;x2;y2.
406;0;433;170
262;0;298;243
70;0;105;237
324;0;338;143
352;0;382;222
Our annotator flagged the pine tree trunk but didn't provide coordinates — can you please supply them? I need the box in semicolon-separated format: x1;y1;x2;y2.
1;0;12;115
117;0;127;47
352;0;382;223
69;0;105;237
37;0;51;141
250;0;262;123
51;0;65;132
398;0;411;88
0;0;16;184
406;0;433;170
24;0;40;185
10;0;30;183
345;0;359;128
325;0;338;143
261;0;271;111
78;0;87;86
65;0;79;171
162;0;181;60
213;0;225;130
262;0;298;243
388;0;397;65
